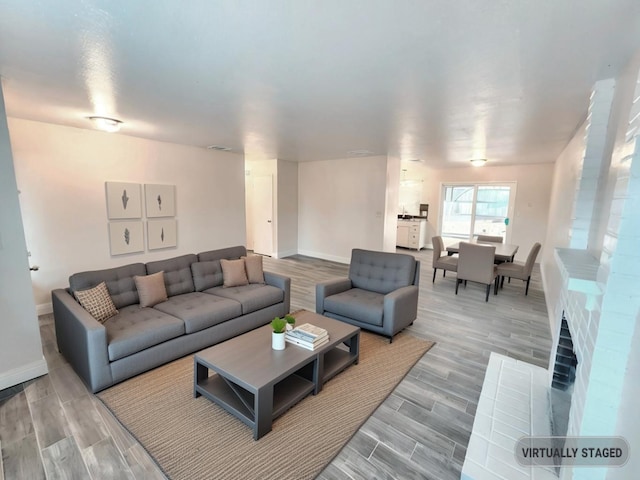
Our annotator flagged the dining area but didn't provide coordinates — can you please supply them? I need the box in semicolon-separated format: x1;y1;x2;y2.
431;235;541;301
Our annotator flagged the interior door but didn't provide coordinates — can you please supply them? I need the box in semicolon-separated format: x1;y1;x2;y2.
252;175;274;256
440;183;516;243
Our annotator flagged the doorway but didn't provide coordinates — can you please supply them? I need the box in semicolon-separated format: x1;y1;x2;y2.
251;175;274;256
440;183;516;243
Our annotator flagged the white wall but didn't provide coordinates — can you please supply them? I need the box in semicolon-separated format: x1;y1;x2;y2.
419;163;555;262
9;118;247;311
383;155;401;252
298;155;388;263
0;88;46;389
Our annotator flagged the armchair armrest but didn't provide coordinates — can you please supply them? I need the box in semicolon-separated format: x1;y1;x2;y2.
264;271;291;313
315;277;352;314
51;288;113;393
383;285;419;337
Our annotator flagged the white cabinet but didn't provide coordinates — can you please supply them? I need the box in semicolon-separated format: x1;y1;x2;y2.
396;219;427;250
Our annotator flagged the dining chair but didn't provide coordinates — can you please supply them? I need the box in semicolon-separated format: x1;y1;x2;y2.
431;236;458;282
455;242;498;302
497;242;542;295
476;234;503;243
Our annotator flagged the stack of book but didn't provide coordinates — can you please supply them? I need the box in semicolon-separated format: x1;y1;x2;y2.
285;323;329;350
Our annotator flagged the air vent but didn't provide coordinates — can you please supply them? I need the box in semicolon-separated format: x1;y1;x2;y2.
207;145;232;152
347;149;374;156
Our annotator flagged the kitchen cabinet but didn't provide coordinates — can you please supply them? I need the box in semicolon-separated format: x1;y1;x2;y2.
396;219;427;250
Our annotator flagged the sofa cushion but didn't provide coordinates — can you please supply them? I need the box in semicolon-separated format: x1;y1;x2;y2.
74;282;118;323
69;263;147;309
153;292;242;334
220;259;249;287
134;271;168;308
105;305;185;361
146;254;197;297
191;260;223;291
205;284;284;315
349;249;416;295
198;246;247;262
243;255;265;284
324;288;384;326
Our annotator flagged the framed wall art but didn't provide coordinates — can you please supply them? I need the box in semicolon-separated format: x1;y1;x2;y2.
106;182;142;219
145;184;176;218
147;219;177;250
108;221;144;256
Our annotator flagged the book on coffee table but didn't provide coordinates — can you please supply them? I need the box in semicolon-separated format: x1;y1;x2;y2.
285;334;329;350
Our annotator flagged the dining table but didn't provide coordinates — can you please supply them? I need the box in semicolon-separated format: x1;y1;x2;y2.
446;240;519;263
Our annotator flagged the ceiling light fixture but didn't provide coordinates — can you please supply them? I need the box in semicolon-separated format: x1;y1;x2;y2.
88;116;122;133
470;158;487;167
207;145;233;151
347;149;374;156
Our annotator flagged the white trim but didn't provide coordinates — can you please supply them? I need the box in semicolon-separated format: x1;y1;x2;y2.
273;249;298;259
297;249;350;265
0;358;48;390
36;302;53;316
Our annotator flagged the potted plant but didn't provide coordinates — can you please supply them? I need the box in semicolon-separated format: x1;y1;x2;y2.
285;314;296;331
271;317;287;350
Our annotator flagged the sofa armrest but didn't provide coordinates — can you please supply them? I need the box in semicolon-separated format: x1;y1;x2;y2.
264;271;291;313
383;285;419;337
315;277;352;314
51;288;113;393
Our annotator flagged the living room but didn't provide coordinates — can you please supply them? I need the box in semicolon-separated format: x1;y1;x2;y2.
2;2;640;479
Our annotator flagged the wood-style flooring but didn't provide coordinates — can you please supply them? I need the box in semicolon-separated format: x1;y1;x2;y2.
0;248;551;479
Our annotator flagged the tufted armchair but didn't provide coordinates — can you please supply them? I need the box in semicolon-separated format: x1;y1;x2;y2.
316;249;420;342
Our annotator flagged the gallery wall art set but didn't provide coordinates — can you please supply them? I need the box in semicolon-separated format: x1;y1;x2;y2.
106;182;177;256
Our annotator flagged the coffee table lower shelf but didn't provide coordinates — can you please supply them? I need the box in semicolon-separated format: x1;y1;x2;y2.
194;370;315;434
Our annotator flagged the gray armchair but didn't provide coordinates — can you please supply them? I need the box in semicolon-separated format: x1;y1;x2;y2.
316;249;420;342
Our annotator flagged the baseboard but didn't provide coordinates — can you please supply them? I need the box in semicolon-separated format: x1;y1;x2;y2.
37;302;53;316
0;357;48;391
297;249;350;265
274;249;298;259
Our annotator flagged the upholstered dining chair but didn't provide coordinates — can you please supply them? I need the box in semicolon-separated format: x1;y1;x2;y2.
456;242;498;302
497;242;542;295
476;234;503;243
432;236;458;282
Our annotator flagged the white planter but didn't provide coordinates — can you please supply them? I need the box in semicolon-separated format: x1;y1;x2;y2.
272;332;286;350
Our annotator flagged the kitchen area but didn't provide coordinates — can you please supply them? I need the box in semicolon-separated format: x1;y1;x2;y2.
397;166;432;251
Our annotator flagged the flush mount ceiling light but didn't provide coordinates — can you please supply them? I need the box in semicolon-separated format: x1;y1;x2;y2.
207;145;233;151
470;158;488;167
88;116;122;133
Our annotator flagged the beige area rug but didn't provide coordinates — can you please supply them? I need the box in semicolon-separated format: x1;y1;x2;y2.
98;332;434;480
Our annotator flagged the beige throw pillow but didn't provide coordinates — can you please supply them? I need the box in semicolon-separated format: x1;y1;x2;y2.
134;271;168;307
243;255;265;284
74;282;118;323
220;258;249;287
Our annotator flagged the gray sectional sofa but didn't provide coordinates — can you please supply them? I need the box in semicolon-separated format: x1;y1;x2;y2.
52;246;290;393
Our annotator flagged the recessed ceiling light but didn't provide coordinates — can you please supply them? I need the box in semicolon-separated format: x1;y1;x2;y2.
347;150;374;156
207;145;233;151
470;158;487;167
88;116;122;133
408;158;422;162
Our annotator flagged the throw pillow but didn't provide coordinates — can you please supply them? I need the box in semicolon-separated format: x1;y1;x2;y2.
74;282;119;323
243;255;265;284
134;271;168;307
220;258;249;287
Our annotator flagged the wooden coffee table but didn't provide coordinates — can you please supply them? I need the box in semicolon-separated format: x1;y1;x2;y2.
193;310;360;440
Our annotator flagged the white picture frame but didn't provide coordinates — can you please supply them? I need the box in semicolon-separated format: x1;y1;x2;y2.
145;184;176;218
108;221;144;256
106;182;142;219
147;219;177;250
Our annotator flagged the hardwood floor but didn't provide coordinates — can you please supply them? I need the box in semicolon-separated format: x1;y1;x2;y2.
0;249;551;479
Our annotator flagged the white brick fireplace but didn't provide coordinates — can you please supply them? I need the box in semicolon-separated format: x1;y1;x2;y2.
464;60;640;480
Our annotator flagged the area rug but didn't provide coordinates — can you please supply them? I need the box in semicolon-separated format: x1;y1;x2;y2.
98;331;434;480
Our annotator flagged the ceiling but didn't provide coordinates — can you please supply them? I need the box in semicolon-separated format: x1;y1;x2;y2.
1;1;639;167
